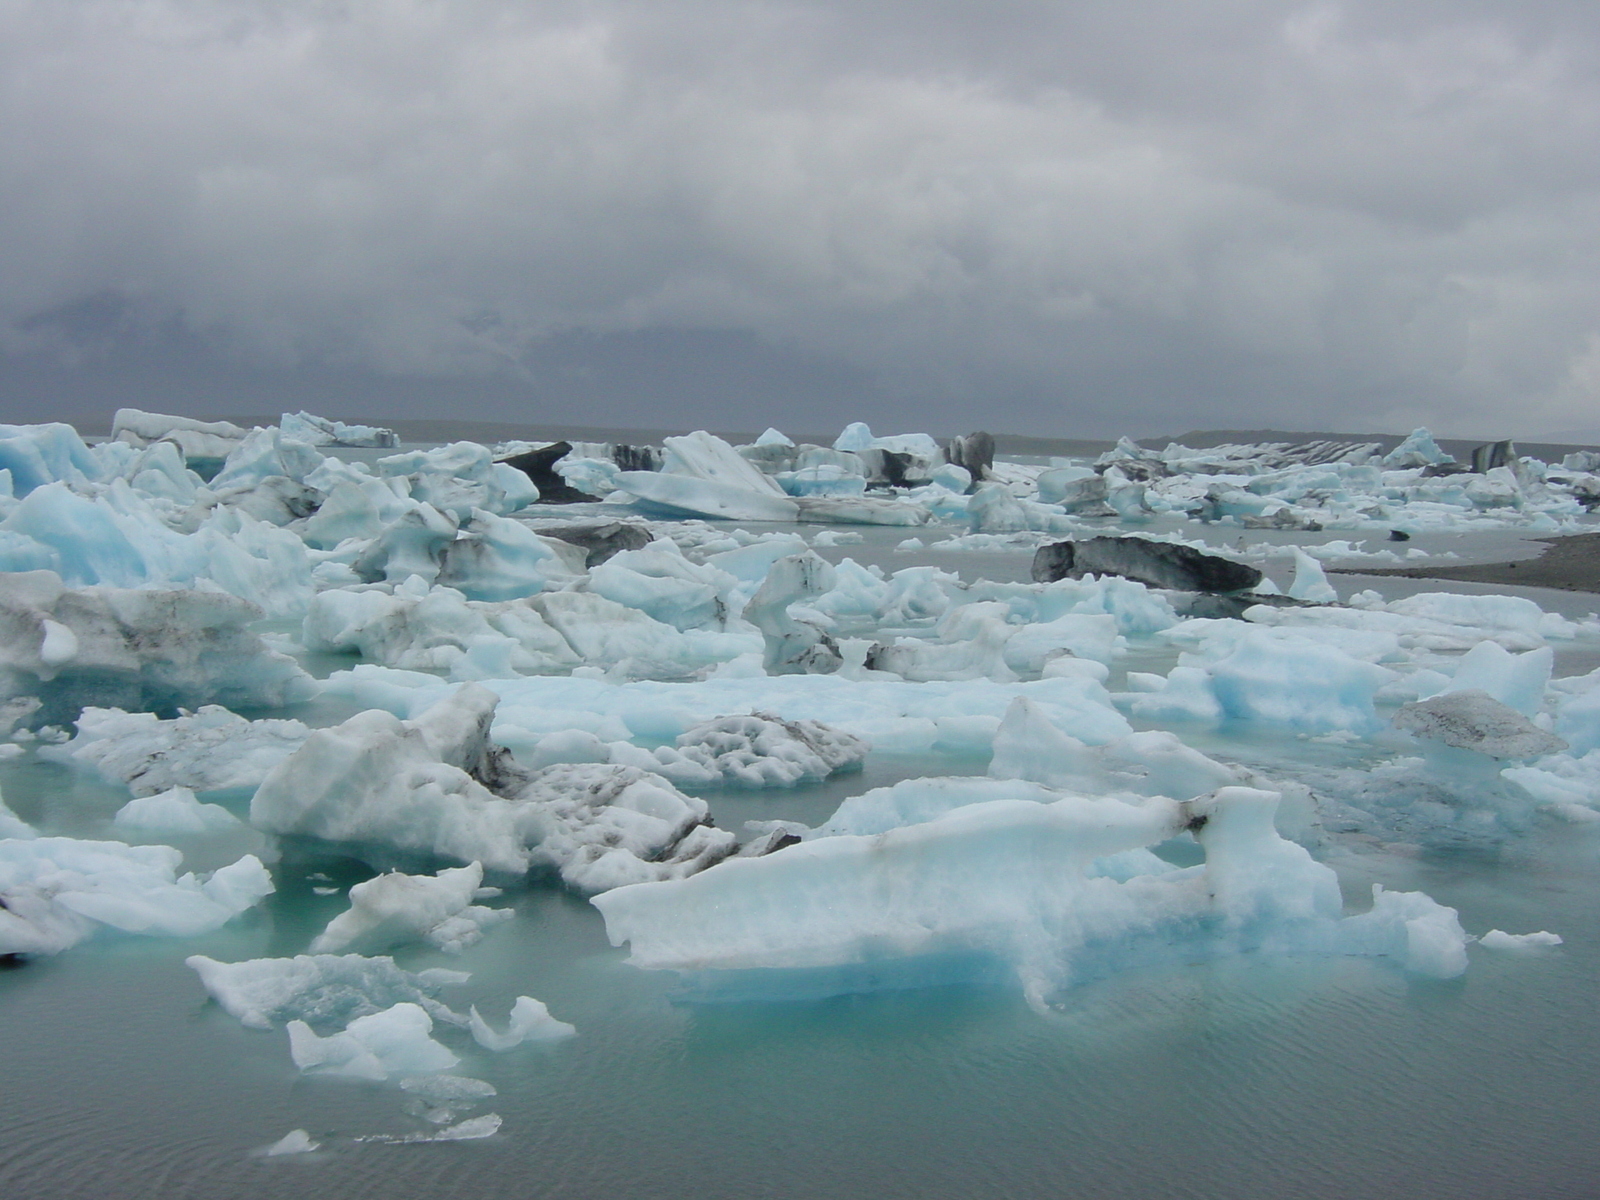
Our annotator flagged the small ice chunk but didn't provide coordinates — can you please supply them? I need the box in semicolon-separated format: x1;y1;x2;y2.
468;996;577;1051
1479;929;1563;951
310;863;511;955
288;1002;460;1080
113;787;242;835
1287;548;1337;603
255;1129;320;1157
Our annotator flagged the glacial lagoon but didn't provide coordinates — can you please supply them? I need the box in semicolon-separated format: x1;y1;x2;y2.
2;417;1599;1198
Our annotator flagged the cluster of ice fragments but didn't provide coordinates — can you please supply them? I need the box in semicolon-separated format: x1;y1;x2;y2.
1;409;1591;1145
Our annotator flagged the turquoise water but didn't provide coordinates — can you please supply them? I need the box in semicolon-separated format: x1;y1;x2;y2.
3;744;1598;1200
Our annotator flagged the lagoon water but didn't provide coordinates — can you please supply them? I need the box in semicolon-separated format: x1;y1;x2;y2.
3;818;1597;1199
3;453;1599;1199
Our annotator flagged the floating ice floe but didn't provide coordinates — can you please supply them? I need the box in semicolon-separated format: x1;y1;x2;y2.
254;1129;321;1157
56;705;312;795
0;834;272;957
113;787;243;835
289;1002;461;1080
593;784;1471;1007
310;862;512;955
469;996;577;1050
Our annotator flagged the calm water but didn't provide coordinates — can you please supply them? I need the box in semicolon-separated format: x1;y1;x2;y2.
2;827;1597;1200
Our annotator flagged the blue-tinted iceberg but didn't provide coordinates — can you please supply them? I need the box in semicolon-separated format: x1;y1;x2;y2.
594;784;1469;1006
0;570;312;725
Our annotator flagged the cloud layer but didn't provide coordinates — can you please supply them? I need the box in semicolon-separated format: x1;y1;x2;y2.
5;1;1600;437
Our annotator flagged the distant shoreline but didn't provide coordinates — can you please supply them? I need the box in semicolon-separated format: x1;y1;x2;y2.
66;415;1600;463
1333;533;1600;594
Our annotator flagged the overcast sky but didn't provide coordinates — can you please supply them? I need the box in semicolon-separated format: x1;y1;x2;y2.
4;0;1600;440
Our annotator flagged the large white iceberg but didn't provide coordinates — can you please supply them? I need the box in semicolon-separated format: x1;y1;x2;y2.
249;687;539;874
593;784;1468;1006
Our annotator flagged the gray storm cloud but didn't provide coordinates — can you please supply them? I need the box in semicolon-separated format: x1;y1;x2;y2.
3;0;1599;437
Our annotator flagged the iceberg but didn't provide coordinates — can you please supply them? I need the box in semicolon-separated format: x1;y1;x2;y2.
743;553;842;675
515;763;737;893
469;996;577;1051
112;409;250;464
59;705;311;795
288;1002;460;1079
376;441;536;519
310;862;512;954
1;484;314;614
0;570;312;726
302;579;581;678
668;712;866;787
1392;690;1568;760
278;411;398;448
0;422;104;495
249;687;539;874
617;471;799;522
528;590;756;676
593;785;1468;1006
1033;536;1263;593
0;839;272;956
251;684;736;890
112;787;242;835
616;431;799;521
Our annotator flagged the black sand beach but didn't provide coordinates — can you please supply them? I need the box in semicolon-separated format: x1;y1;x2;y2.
1334;532;1600;594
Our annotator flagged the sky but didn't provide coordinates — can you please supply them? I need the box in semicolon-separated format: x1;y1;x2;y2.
4;0;1600;441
